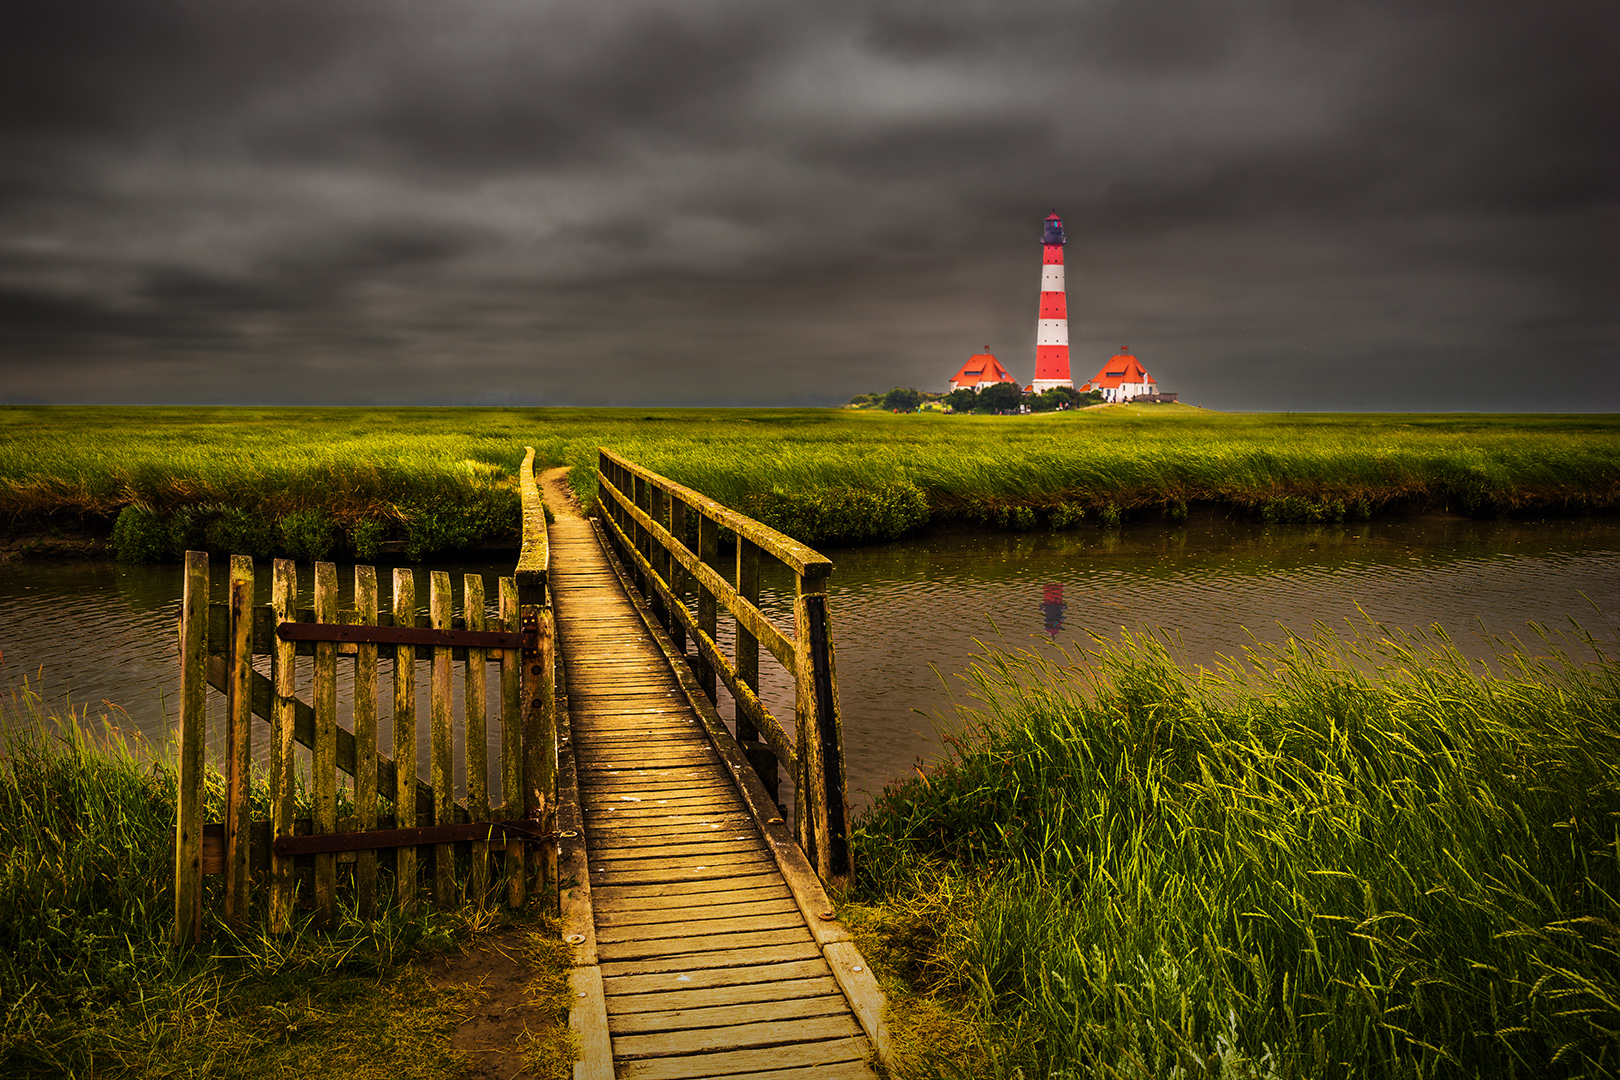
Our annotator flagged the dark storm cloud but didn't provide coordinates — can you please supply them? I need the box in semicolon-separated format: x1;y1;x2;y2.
0;0;1614;408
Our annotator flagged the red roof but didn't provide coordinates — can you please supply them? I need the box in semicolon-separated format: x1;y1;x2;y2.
1085;351;1156;390
948;353;1019;389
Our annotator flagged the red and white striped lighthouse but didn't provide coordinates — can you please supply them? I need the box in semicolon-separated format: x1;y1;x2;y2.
1031;211;1074;392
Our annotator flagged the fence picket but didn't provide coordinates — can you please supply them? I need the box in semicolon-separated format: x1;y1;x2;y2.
172;551;208;950
393;568;418;911
313;562;338;925
354;565;379;919
500;576;525;907
430;571;455;909
269;559;297;933
225;555;254;930
464;574;490;905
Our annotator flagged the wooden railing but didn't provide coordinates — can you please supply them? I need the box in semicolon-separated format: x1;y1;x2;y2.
172;448;556;947
595;447;851;885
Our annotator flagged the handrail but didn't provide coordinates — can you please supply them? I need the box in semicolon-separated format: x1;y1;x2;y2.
516;447;549;593
595;447;851;886
599;448;829;578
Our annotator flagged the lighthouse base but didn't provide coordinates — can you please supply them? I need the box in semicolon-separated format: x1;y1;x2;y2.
1030;378;1074;393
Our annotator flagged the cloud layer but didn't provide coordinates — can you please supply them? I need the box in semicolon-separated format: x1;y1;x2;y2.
2;0;1615;408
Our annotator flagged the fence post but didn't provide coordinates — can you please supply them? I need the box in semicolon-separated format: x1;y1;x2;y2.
172;550;208;951
517;446;555;905
224;555;254;931
532;607;557;895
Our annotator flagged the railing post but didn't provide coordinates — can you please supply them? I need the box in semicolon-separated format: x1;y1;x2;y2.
697;511;718;703
792;568;819;864
803;592;851;887
793;565;850;884
172;550;207;951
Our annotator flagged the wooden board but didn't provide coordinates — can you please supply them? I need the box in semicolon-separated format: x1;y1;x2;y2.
607;974;843;1014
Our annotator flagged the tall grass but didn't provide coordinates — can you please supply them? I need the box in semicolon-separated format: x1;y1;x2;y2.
3;406;1617;552
851;623;1620;1079
0;687;571;1078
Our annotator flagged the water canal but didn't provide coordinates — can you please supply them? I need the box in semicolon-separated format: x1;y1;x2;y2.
2;515;1617;811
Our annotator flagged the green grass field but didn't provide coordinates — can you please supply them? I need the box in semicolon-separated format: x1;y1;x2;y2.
2;405;1616;555
847;623;1620;1079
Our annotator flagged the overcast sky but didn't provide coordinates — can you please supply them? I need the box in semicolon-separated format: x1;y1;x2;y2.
1;0;1615;410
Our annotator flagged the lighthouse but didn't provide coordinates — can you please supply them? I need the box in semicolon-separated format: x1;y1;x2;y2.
1030;212;1074;392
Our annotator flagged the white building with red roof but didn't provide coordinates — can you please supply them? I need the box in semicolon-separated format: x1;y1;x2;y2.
947;352;1020;392
1078;348;1157;403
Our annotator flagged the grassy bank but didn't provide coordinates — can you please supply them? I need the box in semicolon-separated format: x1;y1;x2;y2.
0;691;574;1078
2;406;1617;556
847;624;1620;1079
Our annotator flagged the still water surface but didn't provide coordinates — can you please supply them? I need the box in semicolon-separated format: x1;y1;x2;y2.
3;516;1616;811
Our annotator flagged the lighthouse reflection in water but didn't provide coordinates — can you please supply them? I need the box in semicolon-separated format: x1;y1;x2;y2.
1041;584;1067;638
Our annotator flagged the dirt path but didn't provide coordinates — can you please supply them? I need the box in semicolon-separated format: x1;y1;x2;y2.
425;929;554;1080
539;466;583;520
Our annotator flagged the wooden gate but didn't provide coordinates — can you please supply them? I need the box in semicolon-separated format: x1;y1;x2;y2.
172;449;555;947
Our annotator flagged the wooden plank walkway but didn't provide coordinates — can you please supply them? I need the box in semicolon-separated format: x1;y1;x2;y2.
543;471;883;1079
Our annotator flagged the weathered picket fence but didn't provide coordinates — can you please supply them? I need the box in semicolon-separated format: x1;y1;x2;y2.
172;449;554;947
595;447;851;884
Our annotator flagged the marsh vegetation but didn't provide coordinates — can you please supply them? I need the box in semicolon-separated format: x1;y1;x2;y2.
846;623;1620;1078
2;406;1615;555
0;692;576;1078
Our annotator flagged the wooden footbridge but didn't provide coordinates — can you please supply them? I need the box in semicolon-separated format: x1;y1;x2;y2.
172;448;891;1079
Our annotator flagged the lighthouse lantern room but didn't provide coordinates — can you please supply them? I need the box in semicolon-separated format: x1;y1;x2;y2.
1031;212;1074;393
